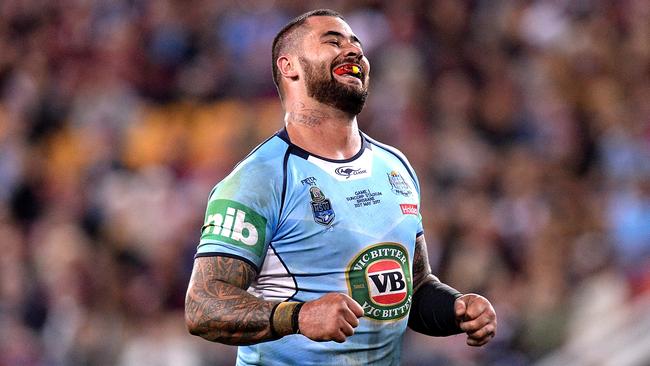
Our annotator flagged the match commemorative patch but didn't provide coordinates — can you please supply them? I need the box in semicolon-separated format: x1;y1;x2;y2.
346;243;413;321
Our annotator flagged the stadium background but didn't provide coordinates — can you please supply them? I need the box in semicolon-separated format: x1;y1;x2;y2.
1;0;649;365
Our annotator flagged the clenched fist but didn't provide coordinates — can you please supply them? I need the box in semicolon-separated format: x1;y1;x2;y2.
299;293;364;343
455;294;497;346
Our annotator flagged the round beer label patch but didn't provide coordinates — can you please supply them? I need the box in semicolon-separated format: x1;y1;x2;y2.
346;243;413;321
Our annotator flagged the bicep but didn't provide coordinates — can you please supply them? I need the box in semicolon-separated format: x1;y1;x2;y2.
188;255;257;293
413;234;438;291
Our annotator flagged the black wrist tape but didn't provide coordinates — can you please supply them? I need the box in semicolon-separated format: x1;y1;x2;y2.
408;281;463;336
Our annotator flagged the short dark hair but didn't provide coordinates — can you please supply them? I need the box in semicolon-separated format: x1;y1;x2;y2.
271;9;344;96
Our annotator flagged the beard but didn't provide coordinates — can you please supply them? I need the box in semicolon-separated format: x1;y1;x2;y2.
299;57;368;116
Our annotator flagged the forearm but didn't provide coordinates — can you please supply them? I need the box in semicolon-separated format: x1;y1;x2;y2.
408;235;463;336
408;277;463;336
185;256;295;345
185;277;275;345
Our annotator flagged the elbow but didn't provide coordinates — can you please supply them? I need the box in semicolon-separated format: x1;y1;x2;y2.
184;311;201;337
184;306;229;343
184;296;210;339
185;312;217;341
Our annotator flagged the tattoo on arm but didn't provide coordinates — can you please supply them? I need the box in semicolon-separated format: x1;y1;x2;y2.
185;256;276;345
413;235;438;292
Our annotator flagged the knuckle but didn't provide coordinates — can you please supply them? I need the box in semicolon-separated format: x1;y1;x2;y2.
460;322;472;332
479;318;488;327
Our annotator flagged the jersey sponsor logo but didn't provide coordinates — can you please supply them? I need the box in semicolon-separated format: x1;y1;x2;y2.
309;186;335;226
399;203;418;215
387;171;412;197
346;243;413;321
367;260;407;305
334;166;368;179
202;199;266;256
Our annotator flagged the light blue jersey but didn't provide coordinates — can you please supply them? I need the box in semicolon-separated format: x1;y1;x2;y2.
196;128;423;365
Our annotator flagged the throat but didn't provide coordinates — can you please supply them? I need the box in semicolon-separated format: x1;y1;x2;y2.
285;114;362;160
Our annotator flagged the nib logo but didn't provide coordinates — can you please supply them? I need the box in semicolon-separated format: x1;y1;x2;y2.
207;208;258;245
202;199;267;256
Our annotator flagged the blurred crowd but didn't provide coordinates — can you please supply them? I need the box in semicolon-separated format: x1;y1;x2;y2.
1;0;649;365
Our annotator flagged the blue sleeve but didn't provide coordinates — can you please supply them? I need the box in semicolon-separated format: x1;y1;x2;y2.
195;154;284;271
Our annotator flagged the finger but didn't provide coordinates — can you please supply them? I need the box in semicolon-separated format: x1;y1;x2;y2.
467;336;490;347
467;323;496;341
459;314;491;333
465;300;488;320
332;330;347;343
466;329;495;347
342;294;364;318
341;306;360;328
340;320;355;337
454;298;467;319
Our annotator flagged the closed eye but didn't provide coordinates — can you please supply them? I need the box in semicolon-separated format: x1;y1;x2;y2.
327;40;340;46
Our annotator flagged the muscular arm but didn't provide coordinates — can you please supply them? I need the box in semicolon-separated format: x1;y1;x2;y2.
409;234;497;345
408;234;463;336
185;255;365;345
184;256;279;345
412;234;438;291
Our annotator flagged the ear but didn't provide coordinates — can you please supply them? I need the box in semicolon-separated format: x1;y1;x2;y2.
277;55;299;81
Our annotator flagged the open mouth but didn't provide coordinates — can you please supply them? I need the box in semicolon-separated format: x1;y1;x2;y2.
333;63;364;82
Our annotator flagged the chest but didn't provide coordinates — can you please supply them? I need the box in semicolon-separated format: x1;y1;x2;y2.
274;154;420;255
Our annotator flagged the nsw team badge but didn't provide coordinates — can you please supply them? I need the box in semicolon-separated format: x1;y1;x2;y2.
346;243;413;321
309;186;335;226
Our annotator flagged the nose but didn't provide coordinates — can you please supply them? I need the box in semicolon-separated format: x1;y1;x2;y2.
343;41;363;59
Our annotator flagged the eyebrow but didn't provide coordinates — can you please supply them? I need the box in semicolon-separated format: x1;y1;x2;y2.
321;30;363;47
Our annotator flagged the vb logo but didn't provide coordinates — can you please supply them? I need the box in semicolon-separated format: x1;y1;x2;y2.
367;260;407;305
346;243;413;321
202;199;267;256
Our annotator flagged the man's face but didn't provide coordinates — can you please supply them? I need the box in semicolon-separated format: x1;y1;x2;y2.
298;16;370;115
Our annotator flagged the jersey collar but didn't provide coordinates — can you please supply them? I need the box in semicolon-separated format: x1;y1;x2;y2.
276;127;371;163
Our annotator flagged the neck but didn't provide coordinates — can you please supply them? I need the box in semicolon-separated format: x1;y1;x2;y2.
284;100;361;160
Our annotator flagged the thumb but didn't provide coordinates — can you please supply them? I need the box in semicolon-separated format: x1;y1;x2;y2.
454;297;467;320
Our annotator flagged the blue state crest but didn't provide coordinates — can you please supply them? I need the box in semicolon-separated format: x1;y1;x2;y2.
309;186;335;226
